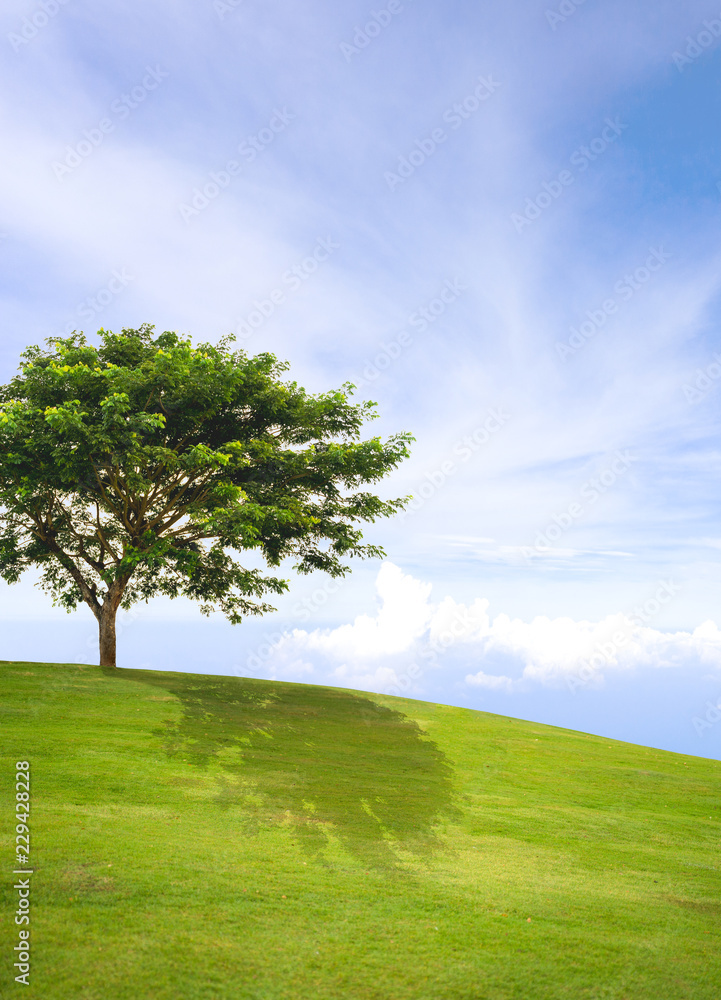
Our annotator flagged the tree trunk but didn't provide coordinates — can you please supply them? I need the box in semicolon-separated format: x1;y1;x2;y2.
97;578;130;668
99;605;118;668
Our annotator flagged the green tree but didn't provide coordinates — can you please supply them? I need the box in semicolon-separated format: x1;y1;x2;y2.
0;325;412;667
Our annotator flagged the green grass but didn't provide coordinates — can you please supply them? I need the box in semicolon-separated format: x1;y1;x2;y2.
1;660;720;999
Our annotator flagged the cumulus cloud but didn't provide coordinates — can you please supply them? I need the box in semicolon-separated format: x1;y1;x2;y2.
256;563;721;696
300;562;433;659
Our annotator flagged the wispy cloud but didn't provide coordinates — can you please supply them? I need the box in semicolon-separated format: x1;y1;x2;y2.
3;2;721;754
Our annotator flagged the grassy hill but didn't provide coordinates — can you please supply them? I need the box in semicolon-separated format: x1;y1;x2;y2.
1;660;719;999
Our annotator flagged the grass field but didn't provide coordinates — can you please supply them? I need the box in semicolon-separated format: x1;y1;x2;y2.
1;659;720;999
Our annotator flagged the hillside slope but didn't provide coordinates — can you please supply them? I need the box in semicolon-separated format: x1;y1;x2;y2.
1;660;719;999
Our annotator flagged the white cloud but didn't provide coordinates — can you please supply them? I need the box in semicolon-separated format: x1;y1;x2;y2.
260;563;721;695
465;671;514;692
297;562;432;659
5;0;721;671
439;535;635;565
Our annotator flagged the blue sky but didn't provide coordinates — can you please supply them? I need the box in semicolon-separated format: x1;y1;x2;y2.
3;0;721;758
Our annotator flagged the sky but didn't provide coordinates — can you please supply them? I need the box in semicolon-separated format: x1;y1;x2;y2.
2;0;721;759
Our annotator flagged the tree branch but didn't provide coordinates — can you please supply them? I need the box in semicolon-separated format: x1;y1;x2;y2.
31;518;102;620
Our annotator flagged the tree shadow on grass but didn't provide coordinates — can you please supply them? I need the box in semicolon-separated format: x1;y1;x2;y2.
117;668;457;869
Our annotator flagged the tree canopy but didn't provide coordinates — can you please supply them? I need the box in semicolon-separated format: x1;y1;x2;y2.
0;325;412;666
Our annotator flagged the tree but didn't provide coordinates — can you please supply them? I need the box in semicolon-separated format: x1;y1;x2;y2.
0;325;412;667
